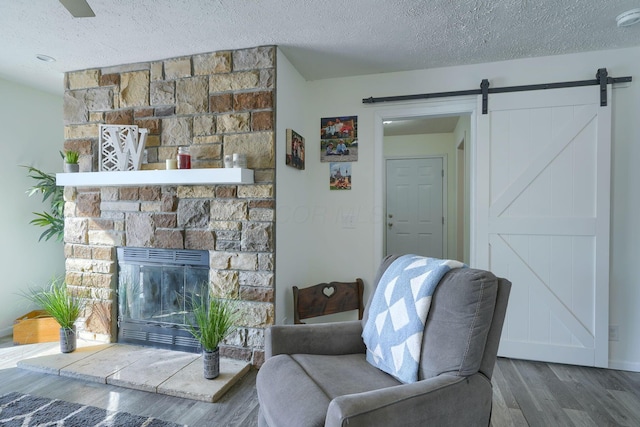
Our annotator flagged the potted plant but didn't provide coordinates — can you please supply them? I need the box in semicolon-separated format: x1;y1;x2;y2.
63;150;79;173
187;292;238;379
23;166;64;242
23;277;83;353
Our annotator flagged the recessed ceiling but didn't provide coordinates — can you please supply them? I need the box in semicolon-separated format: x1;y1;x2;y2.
1;1;639;95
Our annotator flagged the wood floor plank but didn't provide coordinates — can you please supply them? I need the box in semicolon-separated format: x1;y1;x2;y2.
490;386;517;427
507;408;529;427
580;365;629;391
515;359;582;411
558;371;622;426
610;369;640;400
563;408;598;427
609;389;640;425
498;358;575;426
493;358;521;409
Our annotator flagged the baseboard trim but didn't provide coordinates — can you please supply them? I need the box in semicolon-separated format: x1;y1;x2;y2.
608;359;640;373
0;326;12;338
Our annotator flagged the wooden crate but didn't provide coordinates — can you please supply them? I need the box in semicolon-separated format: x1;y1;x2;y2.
13;310;59;345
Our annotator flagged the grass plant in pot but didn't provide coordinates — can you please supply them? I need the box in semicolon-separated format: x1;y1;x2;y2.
63;150;79;173
187;292;238;380
24;277;83;353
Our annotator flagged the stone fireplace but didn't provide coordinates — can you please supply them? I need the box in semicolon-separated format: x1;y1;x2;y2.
61;46;276;366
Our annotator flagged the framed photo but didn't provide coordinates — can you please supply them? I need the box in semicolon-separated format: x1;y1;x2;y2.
286;129;305;170
330;162;352;190
321;116;358;163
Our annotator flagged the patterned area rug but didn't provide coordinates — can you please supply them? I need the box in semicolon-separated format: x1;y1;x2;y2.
0;392;187;426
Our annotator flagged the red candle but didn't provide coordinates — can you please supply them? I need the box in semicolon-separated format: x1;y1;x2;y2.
177;147;191;169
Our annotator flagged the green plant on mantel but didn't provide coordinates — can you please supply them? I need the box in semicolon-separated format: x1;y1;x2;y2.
23;166;64;242
63;150;79;165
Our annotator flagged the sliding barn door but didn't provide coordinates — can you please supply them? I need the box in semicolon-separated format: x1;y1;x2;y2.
475;86;611;367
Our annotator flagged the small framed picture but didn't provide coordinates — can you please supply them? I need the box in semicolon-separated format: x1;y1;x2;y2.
330;162;352;190
286;129;305;170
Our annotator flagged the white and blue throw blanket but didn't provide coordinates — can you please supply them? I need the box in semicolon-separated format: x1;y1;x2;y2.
362;255;465;383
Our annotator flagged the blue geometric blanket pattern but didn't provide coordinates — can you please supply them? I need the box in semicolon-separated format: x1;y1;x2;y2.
362;255;465;383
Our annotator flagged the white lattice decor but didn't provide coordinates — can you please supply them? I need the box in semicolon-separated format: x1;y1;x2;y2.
99;125;149;171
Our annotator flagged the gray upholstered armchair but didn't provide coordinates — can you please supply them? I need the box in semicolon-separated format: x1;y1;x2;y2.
257;255;511;427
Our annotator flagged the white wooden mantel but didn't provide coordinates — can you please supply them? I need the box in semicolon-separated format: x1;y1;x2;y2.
56;168;254;187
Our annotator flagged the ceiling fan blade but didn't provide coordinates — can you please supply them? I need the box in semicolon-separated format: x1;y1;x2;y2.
59;0;95;18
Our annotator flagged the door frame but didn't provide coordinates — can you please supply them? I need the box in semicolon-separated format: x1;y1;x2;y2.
456;135;466;263
373;98;478;265
384;155;448;258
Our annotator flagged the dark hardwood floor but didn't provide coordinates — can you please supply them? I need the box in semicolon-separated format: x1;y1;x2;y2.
491;358;640;426
1;337;639;426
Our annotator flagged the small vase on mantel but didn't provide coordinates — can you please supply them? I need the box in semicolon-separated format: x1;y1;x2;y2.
60;326;77;353
63;150;80;173
63;163;79;173
203;347;220;379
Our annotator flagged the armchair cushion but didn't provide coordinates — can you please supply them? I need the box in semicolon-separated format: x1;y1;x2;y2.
257;352;493;427
418;268;498;380
266;320;365;358
257;353;400;427
325;373;492;427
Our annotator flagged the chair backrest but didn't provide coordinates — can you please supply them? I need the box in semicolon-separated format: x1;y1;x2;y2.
293;279;364;324
363;255;511;381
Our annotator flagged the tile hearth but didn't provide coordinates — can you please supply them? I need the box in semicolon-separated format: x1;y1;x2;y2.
16;343;250;403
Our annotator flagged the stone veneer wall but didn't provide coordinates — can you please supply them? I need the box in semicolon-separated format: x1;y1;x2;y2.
61;46;276;367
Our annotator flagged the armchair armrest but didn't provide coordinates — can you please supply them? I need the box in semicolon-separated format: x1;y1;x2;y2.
265;321;365;359
325;373;492;427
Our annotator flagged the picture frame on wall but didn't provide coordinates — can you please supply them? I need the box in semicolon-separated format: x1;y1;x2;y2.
286;128;305;170
329;162;352;190
320;115;358;163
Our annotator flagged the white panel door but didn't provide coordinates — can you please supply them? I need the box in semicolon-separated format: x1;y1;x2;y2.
386;157;444;258
475;86;611;367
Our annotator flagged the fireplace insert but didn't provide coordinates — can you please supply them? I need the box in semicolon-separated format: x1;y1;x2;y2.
116;247;209;353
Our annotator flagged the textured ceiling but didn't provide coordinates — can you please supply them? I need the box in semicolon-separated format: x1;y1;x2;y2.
1;0;639;95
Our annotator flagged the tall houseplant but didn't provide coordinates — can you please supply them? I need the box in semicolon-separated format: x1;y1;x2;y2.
24;278;83;353
23;166;64;242
187;293;238;379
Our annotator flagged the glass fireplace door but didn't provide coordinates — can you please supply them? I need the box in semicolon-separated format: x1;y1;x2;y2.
116;247;209;352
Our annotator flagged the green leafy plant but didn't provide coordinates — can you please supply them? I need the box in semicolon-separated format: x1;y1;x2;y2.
187;292;238;352
23;277;83;329
62;150;79;164
23;166;64;242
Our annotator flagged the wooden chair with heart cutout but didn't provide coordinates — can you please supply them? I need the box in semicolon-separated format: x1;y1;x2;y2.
293;278;364;324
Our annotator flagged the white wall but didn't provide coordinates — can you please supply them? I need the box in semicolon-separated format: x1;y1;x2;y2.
276;46;640;370
0;77;65;336
275;50;312;324
383;133;458;259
